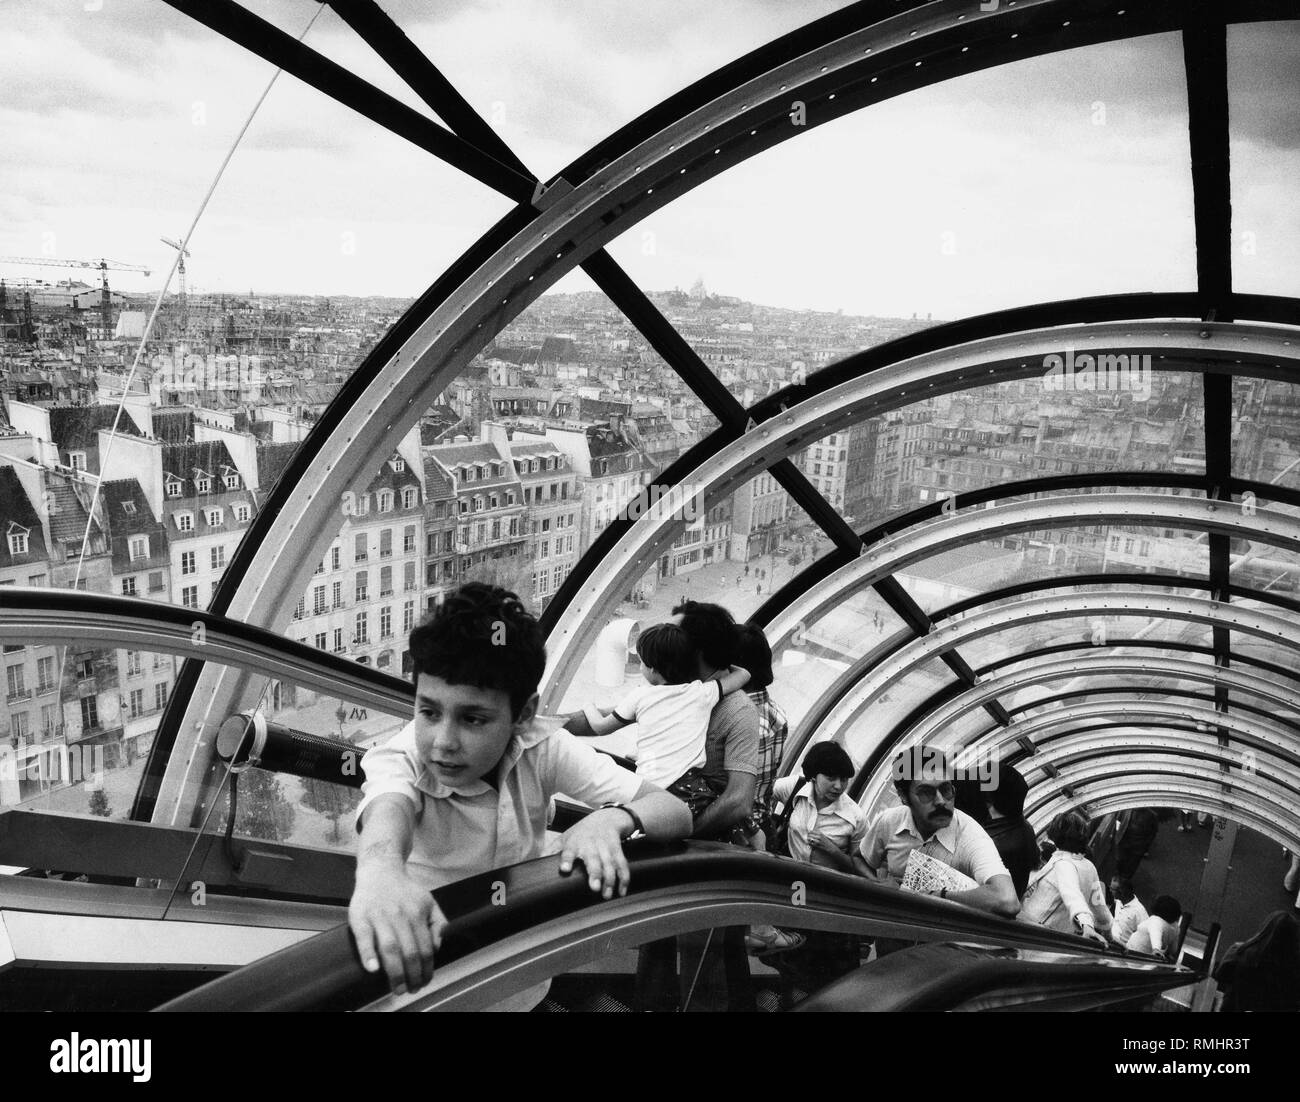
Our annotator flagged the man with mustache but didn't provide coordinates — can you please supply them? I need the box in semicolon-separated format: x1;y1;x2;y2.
860;746;1019;918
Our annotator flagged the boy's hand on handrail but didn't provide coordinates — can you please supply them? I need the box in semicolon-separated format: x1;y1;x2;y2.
557;807;634;901
349;863;447;995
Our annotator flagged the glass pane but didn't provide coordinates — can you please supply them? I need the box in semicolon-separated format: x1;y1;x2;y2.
961;612;1213;673
607;32;1194;386
1;0;512;620
1232;378;1300;489
815;372;1207;548
550;469;820;718
1228;21;1300;299
1;646;175;822
771;586;909;737
897;523;1215;616
400;0;847;180
838;659;954;767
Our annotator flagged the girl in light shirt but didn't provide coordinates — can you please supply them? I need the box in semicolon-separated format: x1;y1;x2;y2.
1019;811;1112;946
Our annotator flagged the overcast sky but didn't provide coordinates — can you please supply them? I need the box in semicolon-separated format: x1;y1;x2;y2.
1;3;1297;319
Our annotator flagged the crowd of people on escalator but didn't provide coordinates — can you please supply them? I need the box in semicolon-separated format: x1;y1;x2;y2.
342;582;1213;1006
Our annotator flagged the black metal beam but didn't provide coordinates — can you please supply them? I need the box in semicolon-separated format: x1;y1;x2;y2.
160;0;535;202
326;0;533;178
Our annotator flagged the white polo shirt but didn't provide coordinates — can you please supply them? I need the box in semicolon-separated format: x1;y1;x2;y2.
771;775;868;866
861;804;1010;886
612;678;722;788
357;719;643;890
1111;895;1149;947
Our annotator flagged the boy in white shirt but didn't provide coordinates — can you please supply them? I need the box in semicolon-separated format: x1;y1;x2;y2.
349;584;692;998
582;622;749;789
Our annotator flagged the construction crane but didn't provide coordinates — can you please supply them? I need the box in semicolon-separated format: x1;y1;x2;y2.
0;255;151;336
160;236;191;337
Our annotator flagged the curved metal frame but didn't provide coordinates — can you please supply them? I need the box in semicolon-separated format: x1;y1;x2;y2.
900;654;1300;747
108;0;1300;824
1031;783;1300;853
857;695;1300;811
1014;735;1300;784
804;590;1300;775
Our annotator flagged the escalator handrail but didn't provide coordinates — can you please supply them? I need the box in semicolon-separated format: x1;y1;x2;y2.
155;841;1177;1012
794;942;1189;1012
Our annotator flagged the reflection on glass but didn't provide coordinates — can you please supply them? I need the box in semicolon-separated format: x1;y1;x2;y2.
963;612;1213;674
839;660;954;766
771;587;907;737
1228;21;1300;300
552;473;821;716
0;647;175;821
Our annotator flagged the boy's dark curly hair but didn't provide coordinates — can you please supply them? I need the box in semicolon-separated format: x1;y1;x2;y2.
635;622;697;685
408;582;546;719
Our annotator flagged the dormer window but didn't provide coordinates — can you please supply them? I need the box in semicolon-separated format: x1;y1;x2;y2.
463;467;475;483
69;452;87;472
392;457;405;473
223;473;239;490
121;501;137;515
234;503;251;522
176;512;194;533
476;465;486;480
7;525;29;556
128;535;149;562
378;490;393;513
165;479;182;499
196;478;211;494
401;487;417;509
206;507;224;526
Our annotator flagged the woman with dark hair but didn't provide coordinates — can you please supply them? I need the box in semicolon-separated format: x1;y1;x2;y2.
1214;909;1300;1012
981;763;1038;897
1018;811;1112;945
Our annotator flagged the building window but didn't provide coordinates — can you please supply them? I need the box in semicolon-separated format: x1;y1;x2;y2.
506;491;515;506
402;600;414;634
211;545;226;571
154;682;168;710
80;695;99;731
333;627;345;653
380;566;393;597
293;597;305;620
8;529;30;556
181;585;199;608
380;606;393;639
404;561;416;592
378;490;393;513
355;612;369;644
315;632;328;650
403;526;416;554
402;487;417;510
5;664;26;700
459;499;469;514
224;473;239;490
122;576;137;596
380;528;393;558
377;651;391;669
128;535;149;561
355;572;368;602
354;493;369;517
331;546;341;571
129;688;145;718
354;532;368;562
181;551;196;575
393;457;405;473
196;477;211;494
313;585;327;615
489;494;499;509
206;507;223;526
148;571;164;592
37;656;55;693
176;512;194;533
126;651;142;677
332;580;343;609
540;539;549;560
166;479;182;498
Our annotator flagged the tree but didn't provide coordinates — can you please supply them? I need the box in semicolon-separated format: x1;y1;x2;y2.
230;768;296;842
87;787;112;817
300;777;358;844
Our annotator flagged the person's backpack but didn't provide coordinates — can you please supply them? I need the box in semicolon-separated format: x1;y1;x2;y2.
765;777;810;856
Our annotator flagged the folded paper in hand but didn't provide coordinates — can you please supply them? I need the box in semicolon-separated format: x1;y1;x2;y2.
900;849;978;895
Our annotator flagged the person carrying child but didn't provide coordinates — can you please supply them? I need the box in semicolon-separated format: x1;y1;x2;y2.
580;621;749;809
